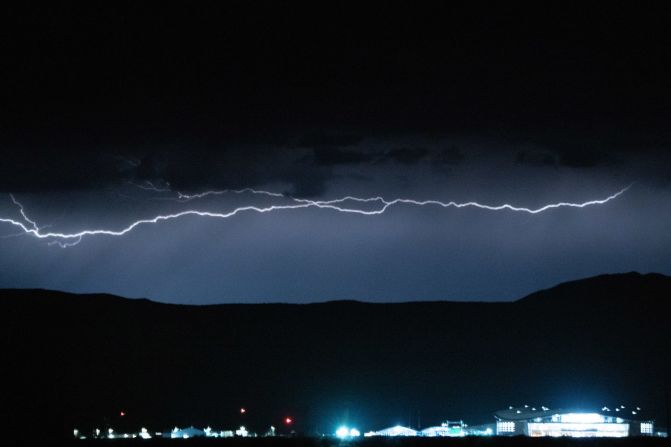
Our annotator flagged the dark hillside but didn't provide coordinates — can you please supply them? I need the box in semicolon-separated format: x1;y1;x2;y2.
2;273;670;441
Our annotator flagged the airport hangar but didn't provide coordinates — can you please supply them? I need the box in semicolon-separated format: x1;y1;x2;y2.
495;406;654;437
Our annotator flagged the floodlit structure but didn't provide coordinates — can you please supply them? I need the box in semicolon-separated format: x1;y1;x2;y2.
169;426;206;439
495;406;654;438
421;421;466;437
369;425;418;437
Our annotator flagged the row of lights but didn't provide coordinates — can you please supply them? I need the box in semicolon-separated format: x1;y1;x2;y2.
119;407;295;424
75;408;295;439
602;405;642;415
509;404;642;416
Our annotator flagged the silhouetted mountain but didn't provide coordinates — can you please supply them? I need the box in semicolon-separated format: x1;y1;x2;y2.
2;272;670;441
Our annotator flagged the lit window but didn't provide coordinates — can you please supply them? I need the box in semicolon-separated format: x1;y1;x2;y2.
497;421;515;433
641;423;653;434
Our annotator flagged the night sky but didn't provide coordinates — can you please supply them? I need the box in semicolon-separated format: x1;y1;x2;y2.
2;4;670;303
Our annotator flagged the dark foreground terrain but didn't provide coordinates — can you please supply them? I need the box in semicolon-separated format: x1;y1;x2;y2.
2;272;670;441
61;437;670;447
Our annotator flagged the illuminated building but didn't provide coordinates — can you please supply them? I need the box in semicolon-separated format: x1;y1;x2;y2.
421;420;466;437
494;406;654;437
169;426;206;438
368;425;418;436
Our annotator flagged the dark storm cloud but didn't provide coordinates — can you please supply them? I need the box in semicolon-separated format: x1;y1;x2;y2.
433;146;465;166
516;147;612;169
558;150;610;169
129;145;325;196
310;146;432;167
3;3;671;195
383;148;429;165
311;148;376;166
0;148;127;193
289;132;363;150
515;150;558;167
514;142;661;170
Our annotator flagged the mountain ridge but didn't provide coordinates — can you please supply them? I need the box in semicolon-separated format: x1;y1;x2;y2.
2;271;669;306
2;272;670;440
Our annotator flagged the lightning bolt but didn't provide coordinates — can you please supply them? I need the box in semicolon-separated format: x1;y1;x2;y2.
175;188;287;202
0;184;633;247
9;194;39;231
295;184;633;215
128;180;173;193
129;181;289;203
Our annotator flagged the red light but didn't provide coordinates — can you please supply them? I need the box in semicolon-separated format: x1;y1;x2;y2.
240;408;246;414
285;417;292;424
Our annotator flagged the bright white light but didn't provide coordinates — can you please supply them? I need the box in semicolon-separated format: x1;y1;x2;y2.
140;428;151;439
349;428;361;437
560;413;606;424
375;425;418;437
336;427;350;439
485;428;493;435
528;422;628;438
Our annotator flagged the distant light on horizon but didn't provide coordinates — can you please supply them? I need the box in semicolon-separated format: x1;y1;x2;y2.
336;426;361;439
336;427;349;439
